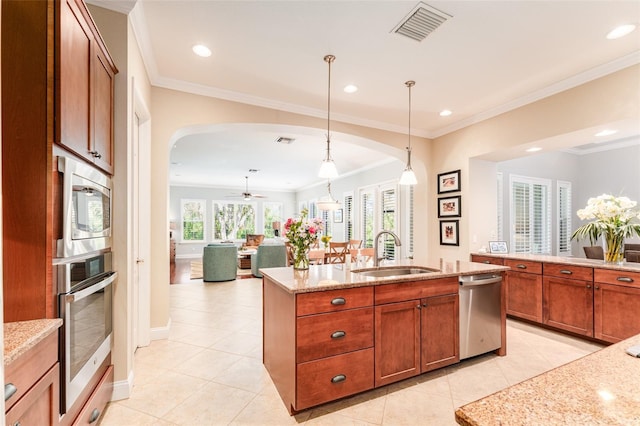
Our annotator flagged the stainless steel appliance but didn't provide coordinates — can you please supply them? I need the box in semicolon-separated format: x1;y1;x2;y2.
57;156;112;258
459;274;502;359
57;251;116;413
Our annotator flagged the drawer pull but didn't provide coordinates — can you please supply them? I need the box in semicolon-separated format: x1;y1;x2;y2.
331;374;346;384
483;260;490;264
89;408;101;424
560;270;572;275
4;383;17;401
516;264;527;269
331;297;346;306
617;277;634;283
331;330;346;339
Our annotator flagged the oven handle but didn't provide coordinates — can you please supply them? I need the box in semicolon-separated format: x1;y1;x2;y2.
65;272;116;303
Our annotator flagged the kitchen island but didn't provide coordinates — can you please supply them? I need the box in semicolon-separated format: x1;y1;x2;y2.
261;259;509;414
455;332;640;425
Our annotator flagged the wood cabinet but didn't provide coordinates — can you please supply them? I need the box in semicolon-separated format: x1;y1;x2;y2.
470;255;504;266
504;259;543;322
593;269;640;343
542;264;594;337
5;329;60;426
72;366;113;425
57;0;117;174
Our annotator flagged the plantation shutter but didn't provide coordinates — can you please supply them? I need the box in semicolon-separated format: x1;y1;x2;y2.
557;181;572;255
361;190;375;248
344;194;354;241
497;172;503;240
510;175;551;254
380;187;397;260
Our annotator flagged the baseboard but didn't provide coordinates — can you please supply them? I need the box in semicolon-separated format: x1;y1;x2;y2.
111;369;134;401
150;317;171;340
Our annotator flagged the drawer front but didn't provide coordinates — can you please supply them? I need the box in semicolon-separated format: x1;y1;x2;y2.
297;308;373;363
374;277;458;305
504;259;542;275
543;263;593;281
297;287;373;316
296;348;374;410
73;365;113;425
594;268;640;288
471;255;504;266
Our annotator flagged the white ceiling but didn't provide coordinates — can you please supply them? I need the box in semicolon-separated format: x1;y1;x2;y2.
90;0;640;191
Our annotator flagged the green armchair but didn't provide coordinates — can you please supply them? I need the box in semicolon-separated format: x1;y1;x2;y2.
251;244;287;278
203;244;238;282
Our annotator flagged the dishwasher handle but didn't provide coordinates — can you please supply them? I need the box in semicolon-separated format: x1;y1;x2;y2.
459;275;502;287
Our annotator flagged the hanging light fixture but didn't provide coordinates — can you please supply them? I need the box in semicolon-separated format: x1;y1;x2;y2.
399;80;417;186
318;54;339;179
317;179;340;211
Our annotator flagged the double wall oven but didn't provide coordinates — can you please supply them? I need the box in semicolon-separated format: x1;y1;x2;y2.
55;156;116;414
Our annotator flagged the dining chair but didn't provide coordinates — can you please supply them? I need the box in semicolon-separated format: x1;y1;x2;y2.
350;247;375;266
626;250;640;263
349;239;363;250
583;246;604;260
284;242;295;266
624;243;640;252
327;242;349;263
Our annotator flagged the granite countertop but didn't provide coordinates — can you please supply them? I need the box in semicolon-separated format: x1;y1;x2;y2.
260;259;509;294
4;319;63;365
455;333;640;425
473;252;640;273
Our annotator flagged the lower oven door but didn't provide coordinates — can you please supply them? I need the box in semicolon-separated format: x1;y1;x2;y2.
59;271;116;413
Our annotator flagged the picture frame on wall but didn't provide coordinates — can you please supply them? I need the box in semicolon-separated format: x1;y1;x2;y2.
333;209;343;223
489;241;509;254
438;195;461;218
437;169;461;194
440;220;459;246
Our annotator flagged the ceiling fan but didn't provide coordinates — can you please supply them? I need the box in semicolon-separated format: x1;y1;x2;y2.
227;176;267;201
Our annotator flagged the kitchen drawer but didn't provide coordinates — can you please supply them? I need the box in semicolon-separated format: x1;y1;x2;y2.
296;348;374;410
297;307;373;363
4;331;58;411
374;277;458;305
296;287;373;316
504;259;542;275
471;255;504;265
72;365;113;425
543;263;593;281
594;268;640;288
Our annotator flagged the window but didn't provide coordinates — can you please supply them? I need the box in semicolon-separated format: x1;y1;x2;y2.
181;199;205;242
212;201;256;240
321;210;332;236
263;202;283;238
380;186;398;260
360;189;375;248
510;175;551;254
557;181;572;255
344;193;354;241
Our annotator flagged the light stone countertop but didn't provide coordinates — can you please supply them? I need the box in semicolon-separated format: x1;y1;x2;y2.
455;333;640;425
473;252;640;273
260;259;509;294
4;318;63;365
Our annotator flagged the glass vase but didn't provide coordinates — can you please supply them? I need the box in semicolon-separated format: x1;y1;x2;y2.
292;245;310;270
603;233;624;265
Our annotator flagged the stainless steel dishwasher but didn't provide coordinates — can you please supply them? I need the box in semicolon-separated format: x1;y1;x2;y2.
459;274;502;359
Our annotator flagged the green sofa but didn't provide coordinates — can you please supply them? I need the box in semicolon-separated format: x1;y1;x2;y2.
203;244;238;282
251;244;287;278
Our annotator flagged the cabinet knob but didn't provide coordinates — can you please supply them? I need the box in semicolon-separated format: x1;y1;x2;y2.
89;408;101;424
331;297;346;306
595;285;600;290
516;264;527;269
331;331;346;339
483;260;490;264
4;383;17;401
422;303;427;307
586;284;591;289
89;150;102;159
416;305;421;309
330;374;346;384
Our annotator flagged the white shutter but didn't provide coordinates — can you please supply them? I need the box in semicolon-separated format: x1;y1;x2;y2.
557;181;572;255
497;172;503;241
361;189;375;247
380;187;397;260
510;175;551;254
344;194;354;241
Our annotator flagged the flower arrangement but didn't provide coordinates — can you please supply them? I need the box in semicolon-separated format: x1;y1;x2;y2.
284;209;323;269
571;194;640;263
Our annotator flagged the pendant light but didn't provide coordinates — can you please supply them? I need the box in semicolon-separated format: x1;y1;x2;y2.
399;80;417;186
318;54;339;179
317;179;341;211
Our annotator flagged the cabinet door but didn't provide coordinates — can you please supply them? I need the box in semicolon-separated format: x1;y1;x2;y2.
421;294;459;372
543;276;593;337
374;300;420;387
594;283;640;343
91;45;115;174
5;363;59;426
505;271;542;322
59;0;92;159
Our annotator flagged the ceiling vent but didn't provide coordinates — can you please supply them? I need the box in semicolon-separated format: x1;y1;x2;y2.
275;136;295;144
392;2;452;42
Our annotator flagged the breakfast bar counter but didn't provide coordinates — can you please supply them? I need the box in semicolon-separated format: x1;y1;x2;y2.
455;332;640;425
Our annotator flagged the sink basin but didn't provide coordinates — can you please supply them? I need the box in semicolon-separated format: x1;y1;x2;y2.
352;267;438;278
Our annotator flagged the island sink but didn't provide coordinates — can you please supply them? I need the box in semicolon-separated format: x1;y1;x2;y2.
351;266;439;278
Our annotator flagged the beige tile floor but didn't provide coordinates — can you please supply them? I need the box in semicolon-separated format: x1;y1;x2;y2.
100;277;604;425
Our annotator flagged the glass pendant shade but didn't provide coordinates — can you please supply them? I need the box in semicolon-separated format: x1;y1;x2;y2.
317;179;340;211
319;158;338;179
399;167;417;186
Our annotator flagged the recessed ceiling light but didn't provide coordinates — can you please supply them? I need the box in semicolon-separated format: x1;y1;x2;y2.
192;44;212;57
439;109;452;117
595;129;618;137
344;84;358;93
526;147;542;153
606;24;636;40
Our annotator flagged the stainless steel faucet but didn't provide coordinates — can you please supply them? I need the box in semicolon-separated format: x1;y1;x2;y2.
373;230;402;266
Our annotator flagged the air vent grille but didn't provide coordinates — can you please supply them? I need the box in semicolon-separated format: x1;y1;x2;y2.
275;137;295;144
392;2;451;42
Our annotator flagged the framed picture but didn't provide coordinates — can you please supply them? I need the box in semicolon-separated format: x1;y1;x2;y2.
437;169;461;194
333;209;343;223
489;241;509;254
440;220;459;246
438;195;461;218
